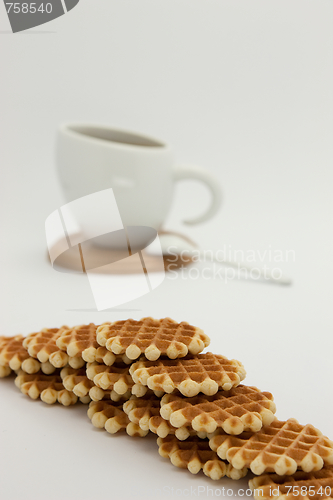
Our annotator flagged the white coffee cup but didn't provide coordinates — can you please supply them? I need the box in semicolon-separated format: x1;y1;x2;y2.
56;123;222;248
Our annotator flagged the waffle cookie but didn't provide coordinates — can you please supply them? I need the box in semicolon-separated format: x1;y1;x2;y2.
160;385;276;435
86;362;134;396
209;419;333;476
0;335;30;376
15;370;89;405
149;417;200;441
130;352;246;398
0;335;57;376
88;385;132;403
55;323;130;365
96;317;210;361
87;400;147;436
158;435;248;480
60;366;95;398
123;392;206;440
92;347;131;366
249;466;333;500
56;323;99;361
23;326;86;370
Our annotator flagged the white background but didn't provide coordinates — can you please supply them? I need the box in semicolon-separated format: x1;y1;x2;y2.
0;2;333;499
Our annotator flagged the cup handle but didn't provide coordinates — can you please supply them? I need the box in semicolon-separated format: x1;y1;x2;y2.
174;164;222;225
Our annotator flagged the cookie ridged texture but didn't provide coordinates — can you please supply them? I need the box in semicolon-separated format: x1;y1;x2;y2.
249;466;333;500
23;327;72;369
210;419;333;476
157;435;248;480
56;323;100;360
130;353;246;397
122;392;193;440
0;335;30;374
160;385;276;435
86;361;134;396
87;400;147;436
0;334;59;376
124;393;167;432
88;385;132;403
14;370;87;406
89;346;131;366
60;366;95;398
124;393;209;440
54;323;128;366
96;317;210;361
150;415;207;441
21;357;56;375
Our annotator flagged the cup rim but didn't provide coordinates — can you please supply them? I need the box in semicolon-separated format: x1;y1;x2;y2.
58;122;170;152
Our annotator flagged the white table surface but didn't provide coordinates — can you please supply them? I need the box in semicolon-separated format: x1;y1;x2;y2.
1;2;333;499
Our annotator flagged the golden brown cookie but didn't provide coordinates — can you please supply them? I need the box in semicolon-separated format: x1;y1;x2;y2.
209;419;333;476
130;352;246;397
97;317;210;361
249;466;333;500
0;335;30;375
23;326;85;369
88;385;132;403
15;370;89;405
158;435;248;480
56;323;130;365
0;335;53;375
87;400;147;436
60;366;95;398
56;323;99;360
160;385;276;435
123;392;206;440
86;361;134;396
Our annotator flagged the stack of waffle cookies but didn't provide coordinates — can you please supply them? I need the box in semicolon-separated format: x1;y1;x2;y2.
1;318;333;498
